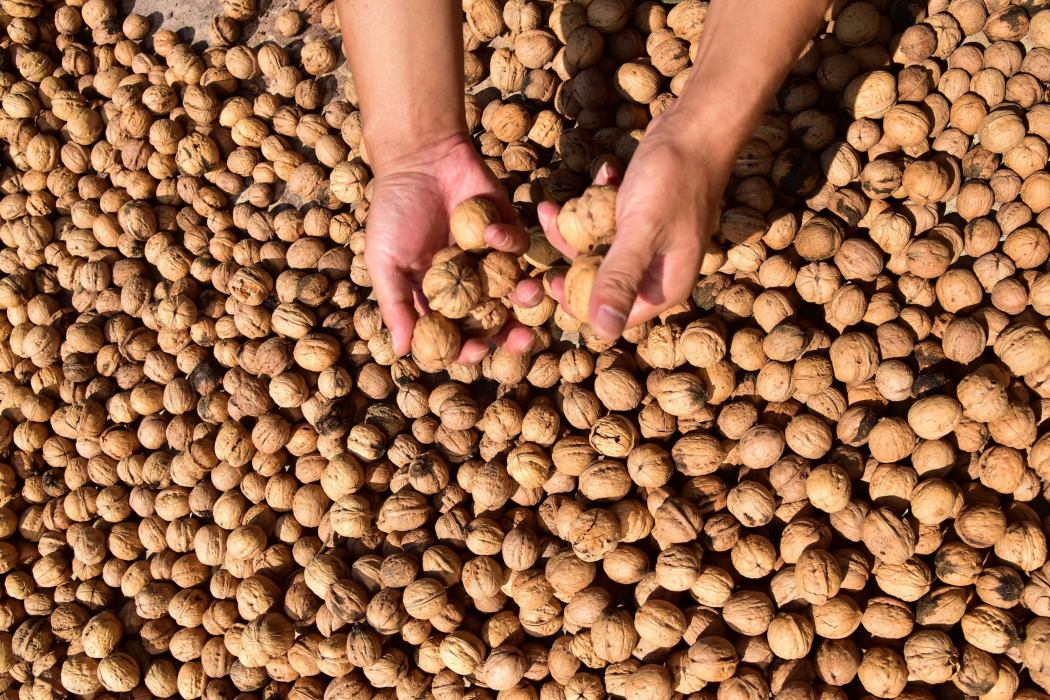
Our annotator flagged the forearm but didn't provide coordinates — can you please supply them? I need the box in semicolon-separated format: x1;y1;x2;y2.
336;0;467;174
673;0;831;168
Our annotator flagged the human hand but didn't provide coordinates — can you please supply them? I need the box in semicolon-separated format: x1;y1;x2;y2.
538;108;731;339
364;134;543;364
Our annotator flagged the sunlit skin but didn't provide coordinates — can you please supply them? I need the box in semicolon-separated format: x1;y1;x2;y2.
338;0;832;358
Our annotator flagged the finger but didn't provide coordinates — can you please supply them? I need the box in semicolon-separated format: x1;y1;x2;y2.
538;201;577;261
593;160;622;186
548;274;567;308
623;248;700;328
456;337;490;365
508;277;543;307
493;320;535;355
369;264;419;356
484;222;529;254
588;230;655;340
413;290;429;316
623;299;666;329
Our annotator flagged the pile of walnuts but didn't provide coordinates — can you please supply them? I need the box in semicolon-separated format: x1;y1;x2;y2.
4;0;1050;699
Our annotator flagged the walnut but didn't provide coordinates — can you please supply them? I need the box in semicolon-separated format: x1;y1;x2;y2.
1024;617;1050;677
98;651;141;692
685;636;737;682
411;313;461;371
590;609;638;663
557;185;618;253
478;646;526;690
766;612;814;660
980;109;1027;153
440;630;487;675
845;70;897;119
564;254;602;322
994;323;1050;376
811;595;863;641
731;534;777;579
423;253;483;319
589;414;638;458
450;197;500;252
720;590;774;637
477;251;522;298
961;604;1019;654
615;62;661;103
857;647;908;699
653;371;709;417
868;417;917;463
737;424;785;469
794;548;843;606
901;630;958;684
861;508;917;564
634;599;686;648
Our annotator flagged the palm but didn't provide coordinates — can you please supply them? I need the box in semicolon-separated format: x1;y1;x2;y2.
365;155;503;295
366;174;453;295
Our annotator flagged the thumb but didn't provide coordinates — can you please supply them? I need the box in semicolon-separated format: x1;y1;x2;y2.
588;230;654;339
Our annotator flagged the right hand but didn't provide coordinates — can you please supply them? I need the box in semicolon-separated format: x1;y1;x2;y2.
364;133;543;364
538;107;727;339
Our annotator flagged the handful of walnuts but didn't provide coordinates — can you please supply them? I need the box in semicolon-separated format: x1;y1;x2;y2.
411;197;526;370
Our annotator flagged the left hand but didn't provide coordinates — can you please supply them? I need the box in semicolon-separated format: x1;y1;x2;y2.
538;108;729;339
364;134;543;364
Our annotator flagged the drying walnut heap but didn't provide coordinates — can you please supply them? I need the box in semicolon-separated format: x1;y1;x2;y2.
3;0;1050;699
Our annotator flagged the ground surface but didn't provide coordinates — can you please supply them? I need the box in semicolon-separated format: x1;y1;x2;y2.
122;0;299;48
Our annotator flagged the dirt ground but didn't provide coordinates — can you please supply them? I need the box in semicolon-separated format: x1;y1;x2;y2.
120;0;221;45
120;0;337;51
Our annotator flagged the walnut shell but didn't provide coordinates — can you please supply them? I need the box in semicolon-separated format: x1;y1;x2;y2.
411;314;461;371
450;197;500;252
844;71;897;119
423;253;483;319
857;647;908;698
478;251;523;298
557;185;618;253
615;62;661;103
565;254;602;322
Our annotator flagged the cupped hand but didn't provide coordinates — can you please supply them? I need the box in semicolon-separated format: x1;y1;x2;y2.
364;134;542;364
538;109;729;339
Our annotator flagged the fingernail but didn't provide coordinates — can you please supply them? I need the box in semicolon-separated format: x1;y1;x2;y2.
592;304;626;339
486;226;510;248
524;331;538;354
537;207;550;230
597;162;613;182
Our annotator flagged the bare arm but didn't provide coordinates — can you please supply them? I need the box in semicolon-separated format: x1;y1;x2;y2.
543;0;833;338
336;0;467;175
673;0;832;172
335;0;538;361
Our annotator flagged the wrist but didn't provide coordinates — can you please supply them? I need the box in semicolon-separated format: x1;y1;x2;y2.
653;104;737;197
365;122;472;177
667;64;782;178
